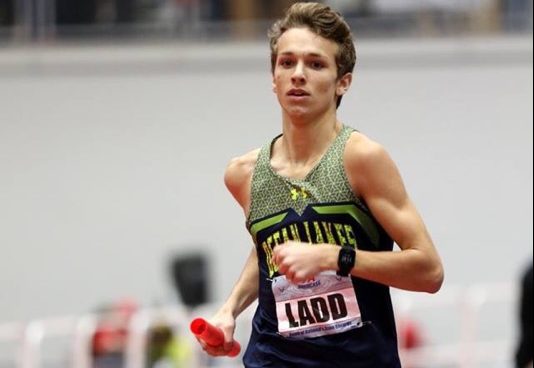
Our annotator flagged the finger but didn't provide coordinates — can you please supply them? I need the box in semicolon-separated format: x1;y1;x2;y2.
293;271;312;284
203;343;228;357
272;248;281;266
223;339;235;352
221;328;235;352
271;252;279;267
292;273;305;284
285;270;295;283
196;336;227;357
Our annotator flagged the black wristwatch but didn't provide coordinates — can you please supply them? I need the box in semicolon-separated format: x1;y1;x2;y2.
337;246;356;277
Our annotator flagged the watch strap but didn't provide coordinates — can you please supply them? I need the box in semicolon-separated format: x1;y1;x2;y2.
336;246;356;277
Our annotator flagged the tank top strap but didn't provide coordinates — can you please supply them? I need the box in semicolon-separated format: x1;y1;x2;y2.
321;124;355;165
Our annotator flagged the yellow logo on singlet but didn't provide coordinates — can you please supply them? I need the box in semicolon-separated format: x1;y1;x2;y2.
290;187;309;201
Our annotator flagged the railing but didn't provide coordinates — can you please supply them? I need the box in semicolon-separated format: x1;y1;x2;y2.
0;282;517;368
393;282;516;368
0;0;532;43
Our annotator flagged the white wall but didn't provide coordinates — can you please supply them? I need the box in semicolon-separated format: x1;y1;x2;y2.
0;35;532;322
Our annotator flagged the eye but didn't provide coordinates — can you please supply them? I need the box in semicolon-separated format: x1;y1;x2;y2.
309;61;324;70
278;58;294;68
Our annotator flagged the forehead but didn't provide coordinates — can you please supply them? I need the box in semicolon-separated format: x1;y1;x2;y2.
276;27;338;60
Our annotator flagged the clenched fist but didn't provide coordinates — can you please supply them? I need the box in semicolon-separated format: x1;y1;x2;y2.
272;241;339;283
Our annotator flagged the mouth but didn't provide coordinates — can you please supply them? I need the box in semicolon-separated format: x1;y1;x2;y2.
287;89;310;97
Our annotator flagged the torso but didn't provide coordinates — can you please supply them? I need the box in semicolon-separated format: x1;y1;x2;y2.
234;125;401;367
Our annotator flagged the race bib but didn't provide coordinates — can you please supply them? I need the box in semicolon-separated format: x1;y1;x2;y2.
272;271;362;339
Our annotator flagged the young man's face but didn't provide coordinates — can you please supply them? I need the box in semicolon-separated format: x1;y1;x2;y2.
272;27;351;119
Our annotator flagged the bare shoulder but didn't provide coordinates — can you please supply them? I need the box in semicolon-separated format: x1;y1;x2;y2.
224;148;261;187
224;148;261;209
345;131;391;169
344;131;401;194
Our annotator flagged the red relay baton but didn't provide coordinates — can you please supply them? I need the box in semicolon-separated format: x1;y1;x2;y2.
190;318;241;357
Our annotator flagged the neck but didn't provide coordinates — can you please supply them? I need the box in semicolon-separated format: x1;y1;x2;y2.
279;111;342;165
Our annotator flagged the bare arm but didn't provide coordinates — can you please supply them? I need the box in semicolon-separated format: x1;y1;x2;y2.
221;149;262;317
219;248;259;319
199;150;260;356
201;247;259;356
343;133;444;293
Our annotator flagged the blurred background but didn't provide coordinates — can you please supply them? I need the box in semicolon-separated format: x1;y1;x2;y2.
0;0;532;367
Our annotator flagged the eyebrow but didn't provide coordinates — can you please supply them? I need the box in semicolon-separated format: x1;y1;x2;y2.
278;51;327;58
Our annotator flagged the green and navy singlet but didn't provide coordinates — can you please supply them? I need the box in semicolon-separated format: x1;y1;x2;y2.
243;125;401;367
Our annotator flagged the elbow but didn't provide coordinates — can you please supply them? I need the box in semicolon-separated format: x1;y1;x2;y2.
425;264;444;294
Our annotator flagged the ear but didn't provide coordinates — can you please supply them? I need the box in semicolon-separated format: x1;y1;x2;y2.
336;73;353;97
272;75;277;94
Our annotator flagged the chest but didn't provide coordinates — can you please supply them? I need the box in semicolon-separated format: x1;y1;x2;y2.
269;157;321;181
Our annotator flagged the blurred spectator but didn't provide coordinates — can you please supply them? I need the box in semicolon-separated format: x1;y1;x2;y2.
91;298;138;368
258;0;302;19
205;0;294;21
146;322;192;367
515;263;533;368
217;0;292;38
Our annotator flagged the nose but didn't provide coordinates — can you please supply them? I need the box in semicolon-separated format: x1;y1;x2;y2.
291;61;306;85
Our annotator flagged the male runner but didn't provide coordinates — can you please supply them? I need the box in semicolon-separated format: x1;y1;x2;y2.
197;3;444;367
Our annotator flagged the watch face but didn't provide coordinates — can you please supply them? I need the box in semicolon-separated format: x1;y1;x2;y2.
338;247;355;276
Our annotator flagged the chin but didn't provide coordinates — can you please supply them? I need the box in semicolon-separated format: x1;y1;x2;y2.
284;104;310;117
288;112;312;123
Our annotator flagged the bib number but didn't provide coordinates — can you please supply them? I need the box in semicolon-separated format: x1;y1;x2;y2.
272;272;362;339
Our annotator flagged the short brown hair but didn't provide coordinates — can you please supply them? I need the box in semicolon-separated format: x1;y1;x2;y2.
268;2;356;107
